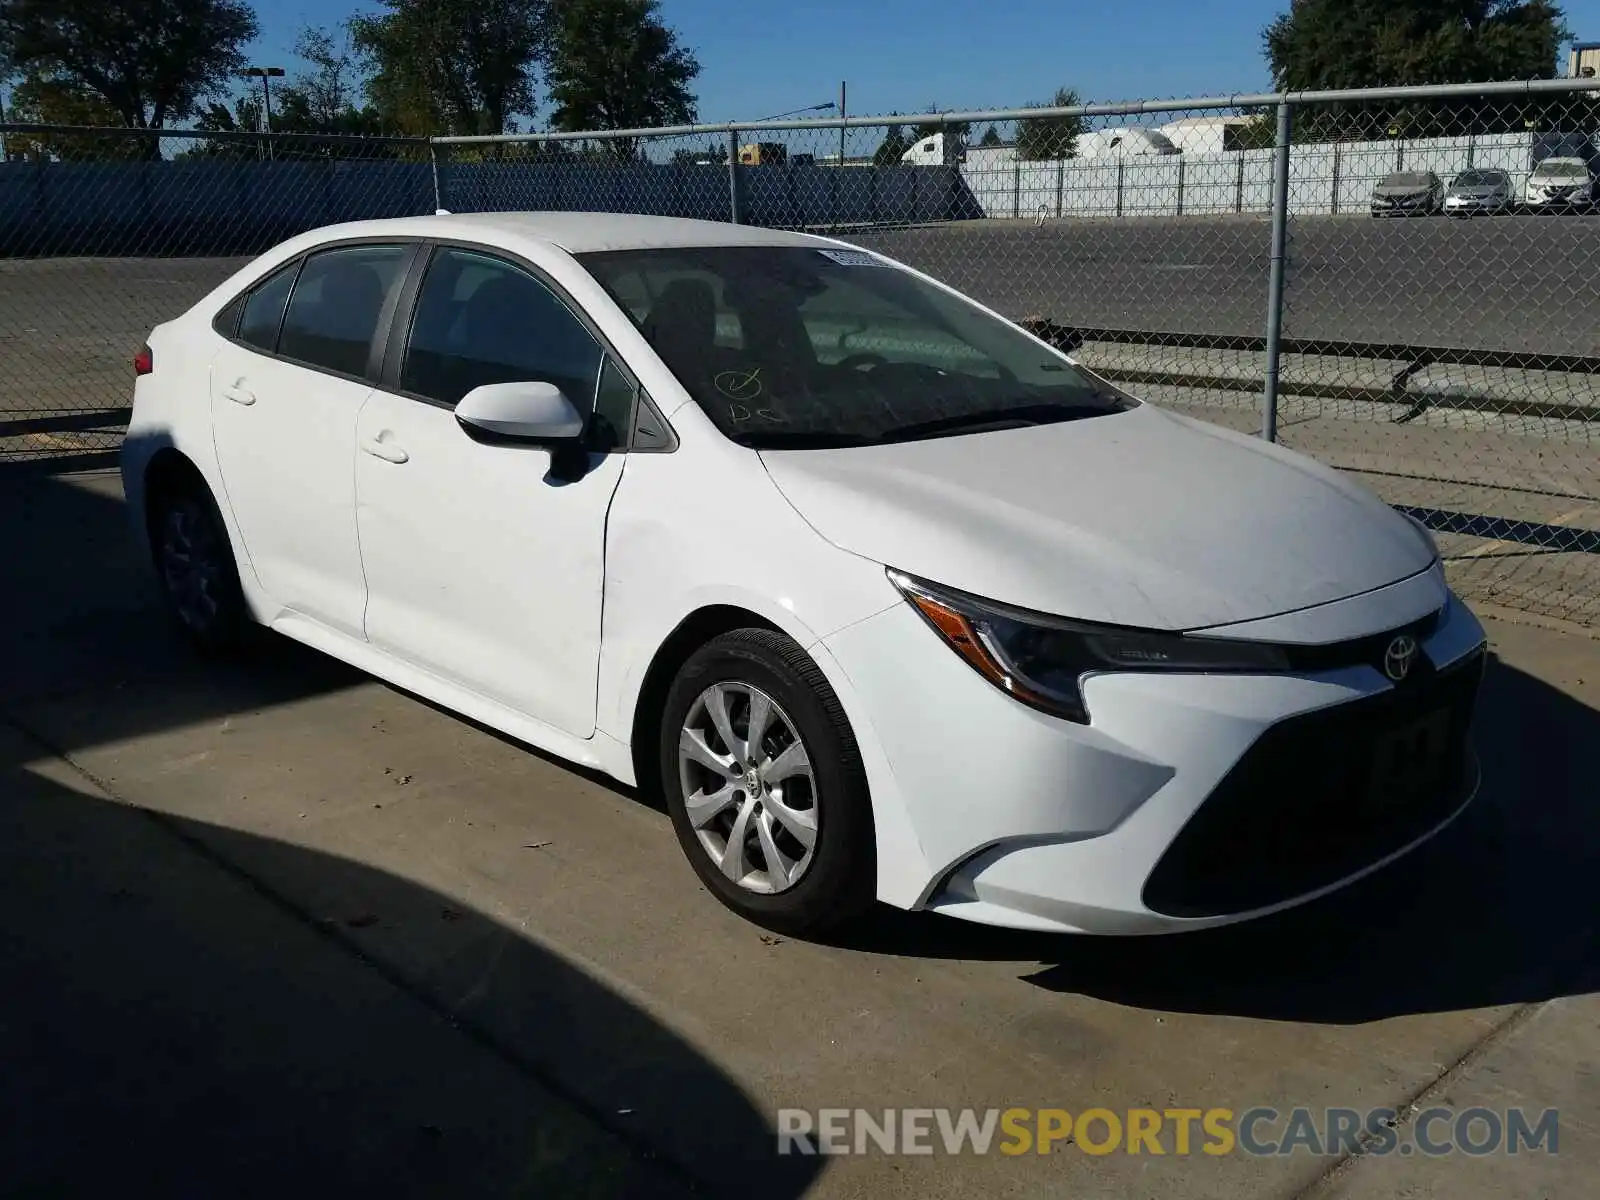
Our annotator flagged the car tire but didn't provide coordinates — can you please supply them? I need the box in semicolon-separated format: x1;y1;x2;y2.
659;628;875;937
149;478;253;656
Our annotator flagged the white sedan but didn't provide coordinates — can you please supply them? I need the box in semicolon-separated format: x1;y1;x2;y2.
122;212;1487;937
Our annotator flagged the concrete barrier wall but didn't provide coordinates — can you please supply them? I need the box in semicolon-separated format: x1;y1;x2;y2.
0;158;982;256
963;131;1547;218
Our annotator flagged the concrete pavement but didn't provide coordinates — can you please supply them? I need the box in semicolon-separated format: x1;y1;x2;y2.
2;465;1597;1197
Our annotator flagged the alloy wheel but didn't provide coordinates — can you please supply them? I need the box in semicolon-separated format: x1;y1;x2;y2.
159;501;224;632
677;682;819;894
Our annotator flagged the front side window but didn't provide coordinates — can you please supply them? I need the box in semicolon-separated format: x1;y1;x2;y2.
279;244;408;377
237;261;300;353
579;245;1131;449
402;248;604;410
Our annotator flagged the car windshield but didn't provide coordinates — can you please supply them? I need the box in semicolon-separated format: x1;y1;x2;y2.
1535;160;1589;179
1452;170;1504;186
578;246;1132;449
1380;173;1433;189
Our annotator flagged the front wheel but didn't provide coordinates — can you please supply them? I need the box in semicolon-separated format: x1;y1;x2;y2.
660;628;875;937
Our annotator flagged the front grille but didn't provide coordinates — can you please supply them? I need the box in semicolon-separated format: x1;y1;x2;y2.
1142;648;1486;919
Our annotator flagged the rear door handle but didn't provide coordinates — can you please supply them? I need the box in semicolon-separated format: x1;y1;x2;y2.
223;384;256;406
360;437;409;465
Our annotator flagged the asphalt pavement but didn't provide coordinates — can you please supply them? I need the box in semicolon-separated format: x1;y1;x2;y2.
853;213;1600;356
2;464;1598;1199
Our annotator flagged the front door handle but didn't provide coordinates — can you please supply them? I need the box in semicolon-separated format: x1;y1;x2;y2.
222;384;256;406
360;437;409;465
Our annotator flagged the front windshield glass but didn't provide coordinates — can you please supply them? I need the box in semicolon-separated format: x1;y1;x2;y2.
1452;169;1504;186
578;246;1133;449
1536;160;1589;179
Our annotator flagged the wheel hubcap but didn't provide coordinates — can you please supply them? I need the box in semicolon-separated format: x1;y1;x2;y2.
160;503;222;631
678;682;818;894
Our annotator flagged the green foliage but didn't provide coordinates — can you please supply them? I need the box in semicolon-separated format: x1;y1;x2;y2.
1263;0;1572;136
0;0;258;129
351;0;547;136
546;0;699;162
872;124;910;166
979;124;1004;146
3;74;150;159
1016;87;1085;160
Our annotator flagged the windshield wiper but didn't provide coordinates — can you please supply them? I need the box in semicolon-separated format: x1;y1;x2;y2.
876;403;1115;445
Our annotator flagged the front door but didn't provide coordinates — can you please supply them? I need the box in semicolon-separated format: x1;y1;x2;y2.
354;246;629;738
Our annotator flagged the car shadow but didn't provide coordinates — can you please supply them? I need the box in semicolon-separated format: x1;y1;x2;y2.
831;650;1600;1024
0;467;817;1198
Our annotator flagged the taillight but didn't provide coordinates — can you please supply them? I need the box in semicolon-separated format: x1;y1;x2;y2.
134;345;154;376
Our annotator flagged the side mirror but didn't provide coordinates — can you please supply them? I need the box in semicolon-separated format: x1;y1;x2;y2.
456;381;584;443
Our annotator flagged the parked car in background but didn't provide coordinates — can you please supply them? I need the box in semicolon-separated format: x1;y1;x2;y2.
1370;171;1444;217
1443;168;1514;216
1523;157;1596;212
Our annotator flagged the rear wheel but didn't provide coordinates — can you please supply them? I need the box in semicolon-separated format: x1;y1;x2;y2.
660;628;875;937
150;481;252;655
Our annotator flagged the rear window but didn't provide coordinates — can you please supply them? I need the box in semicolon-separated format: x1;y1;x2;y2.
280;244;408;378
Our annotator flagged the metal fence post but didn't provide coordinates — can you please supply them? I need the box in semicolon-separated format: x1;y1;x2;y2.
1012;157;1021;219
1235;152;1246;213
1176;154;1185;216
429;142;444;212
727;129;744;224
1330;139;1342;214
1055;157;1065;218
1116;159;1125;217
1261;99;1293;443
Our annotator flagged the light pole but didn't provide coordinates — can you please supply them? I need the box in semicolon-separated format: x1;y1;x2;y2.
242;66;286;160
749;102;836;164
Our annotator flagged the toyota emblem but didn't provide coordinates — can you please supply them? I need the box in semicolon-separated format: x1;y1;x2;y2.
1383;634;1420;682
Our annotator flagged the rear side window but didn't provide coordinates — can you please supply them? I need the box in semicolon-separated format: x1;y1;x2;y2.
280;245;408;377
237;262;300;353
401;247;604;409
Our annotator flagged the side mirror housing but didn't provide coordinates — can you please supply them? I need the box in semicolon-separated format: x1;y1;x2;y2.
456;381;584;443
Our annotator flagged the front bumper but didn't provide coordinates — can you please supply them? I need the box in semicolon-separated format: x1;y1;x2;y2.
822;575;1486;935
1443;196;1506;213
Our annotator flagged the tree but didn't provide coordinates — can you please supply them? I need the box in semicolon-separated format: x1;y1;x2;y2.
872;124;910;166
352;0;547;136
1016;87;1085;160
0;0;258;130
546;0;700;162
1265;0;1567;89
1263;1;1570;135
979;124;1003;146
3;72;141;159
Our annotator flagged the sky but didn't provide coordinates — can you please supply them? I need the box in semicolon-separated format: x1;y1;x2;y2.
250;0;1600;125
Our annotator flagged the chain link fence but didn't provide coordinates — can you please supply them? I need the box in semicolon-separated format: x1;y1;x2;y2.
4;77;1599;625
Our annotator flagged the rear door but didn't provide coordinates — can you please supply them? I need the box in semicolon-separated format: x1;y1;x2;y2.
210;243;413;638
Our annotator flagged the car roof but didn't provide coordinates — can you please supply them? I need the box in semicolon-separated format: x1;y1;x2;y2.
298;211;834;255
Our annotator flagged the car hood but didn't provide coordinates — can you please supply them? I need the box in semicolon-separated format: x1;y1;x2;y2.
758;404;1436;631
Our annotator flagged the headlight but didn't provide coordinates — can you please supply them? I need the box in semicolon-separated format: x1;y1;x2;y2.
888;571;1291;723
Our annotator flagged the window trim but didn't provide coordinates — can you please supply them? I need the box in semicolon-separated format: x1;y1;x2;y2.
210;237;424;388
377;237;677;454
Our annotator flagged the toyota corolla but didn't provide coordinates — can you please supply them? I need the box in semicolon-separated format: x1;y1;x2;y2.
122;213;1486;937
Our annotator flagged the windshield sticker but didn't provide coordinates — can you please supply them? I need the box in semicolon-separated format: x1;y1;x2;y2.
816;249;886;268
